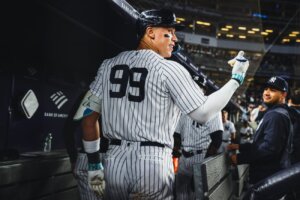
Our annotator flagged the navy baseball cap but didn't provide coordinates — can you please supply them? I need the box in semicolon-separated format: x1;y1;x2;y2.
265;76;288;92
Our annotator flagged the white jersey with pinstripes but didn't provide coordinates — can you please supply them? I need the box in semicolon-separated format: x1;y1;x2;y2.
90;49;206;148
176;112;223;151
175;112;223;200
74;153;104;200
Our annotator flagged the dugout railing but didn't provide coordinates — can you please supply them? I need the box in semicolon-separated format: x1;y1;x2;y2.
194;153;249;200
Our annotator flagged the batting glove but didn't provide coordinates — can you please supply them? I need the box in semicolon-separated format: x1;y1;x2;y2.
228;51;249;85
88;162;105;197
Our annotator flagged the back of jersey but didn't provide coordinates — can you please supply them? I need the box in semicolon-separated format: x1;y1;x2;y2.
90;49;206;148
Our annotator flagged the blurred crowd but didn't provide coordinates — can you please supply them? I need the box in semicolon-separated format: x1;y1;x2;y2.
180;43;297;77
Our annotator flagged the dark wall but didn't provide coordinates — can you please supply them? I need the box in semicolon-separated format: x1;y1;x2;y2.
0;0;137;153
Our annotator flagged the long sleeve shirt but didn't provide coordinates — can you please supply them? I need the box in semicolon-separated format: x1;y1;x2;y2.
236;104;290;184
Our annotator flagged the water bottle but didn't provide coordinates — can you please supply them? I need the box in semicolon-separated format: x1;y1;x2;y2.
43;133;53;152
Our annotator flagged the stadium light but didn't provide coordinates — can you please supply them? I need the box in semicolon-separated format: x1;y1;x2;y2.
252;28;260;32
176;17;185;21
261;32;268;36
196;21;211;26
221;28;229;31
282;38;290;43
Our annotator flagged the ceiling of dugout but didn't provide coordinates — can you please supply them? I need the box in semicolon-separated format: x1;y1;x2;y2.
1;0;139;85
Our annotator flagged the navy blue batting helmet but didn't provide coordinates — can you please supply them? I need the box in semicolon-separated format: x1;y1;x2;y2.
136;9;184;39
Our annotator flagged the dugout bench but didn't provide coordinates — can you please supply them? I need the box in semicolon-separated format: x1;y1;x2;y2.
0;150;79;200
193;153;249;200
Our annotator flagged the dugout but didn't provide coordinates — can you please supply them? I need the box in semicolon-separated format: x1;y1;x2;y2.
0;0;248;199
0;0;137;155
0;0;138;199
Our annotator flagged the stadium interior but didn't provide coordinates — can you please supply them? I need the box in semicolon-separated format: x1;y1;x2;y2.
127;0;300;119
0;0;299;199
128;0;300;100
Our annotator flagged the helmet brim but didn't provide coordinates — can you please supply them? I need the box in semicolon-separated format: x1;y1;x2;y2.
152;23;185;31
174;24;185;31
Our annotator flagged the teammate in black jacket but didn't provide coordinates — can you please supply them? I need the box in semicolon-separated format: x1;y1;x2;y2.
228;76;291;184
288;89;300;164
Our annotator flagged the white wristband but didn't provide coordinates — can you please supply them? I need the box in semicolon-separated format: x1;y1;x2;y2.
83;138;100;153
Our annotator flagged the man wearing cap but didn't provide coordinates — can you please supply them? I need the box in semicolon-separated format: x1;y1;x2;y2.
76;8;250;199
228;76;292;185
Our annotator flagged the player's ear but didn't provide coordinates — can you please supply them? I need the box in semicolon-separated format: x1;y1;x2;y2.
146;27;155;40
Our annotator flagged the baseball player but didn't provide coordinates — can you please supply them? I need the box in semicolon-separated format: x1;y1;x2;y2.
175;112;223;200
218;110;236;152
73;148;106;200
64;92;108;200
239;119;253;144
228;76;291;184
74;8;249;199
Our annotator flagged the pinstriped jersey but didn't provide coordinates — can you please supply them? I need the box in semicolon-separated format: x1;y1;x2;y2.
222;120;236;141
90;49;207;148
175;112;223;151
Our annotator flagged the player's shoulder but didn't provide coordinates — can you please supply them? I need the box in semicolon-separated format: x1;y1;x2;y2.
111;50;133;60
268;105;290;117
135;49;189;74
100;51;133;66
117;50;134;57
158;59;190;76
160;59;183;68
264;106;290;124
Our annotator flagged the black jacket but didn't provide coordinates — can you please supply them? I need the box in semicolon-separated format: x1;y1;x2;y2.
289;106;300;164
237;104;291;184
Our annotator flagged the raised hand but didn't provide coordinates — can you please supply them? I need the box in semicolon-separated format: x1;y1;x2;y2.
228;51;249;85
